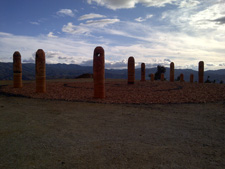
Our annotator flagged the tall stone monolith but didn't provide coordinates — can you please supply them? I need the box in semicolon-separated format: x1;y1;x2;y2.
161;73;164;81
141;63;145;82
190;74;194;83
180;73;184;82
36;49;46;93
93;46;105;99
150;73;154;82
128;56;135;84
198;61;204;83
13;51;22;88
170;62;174;82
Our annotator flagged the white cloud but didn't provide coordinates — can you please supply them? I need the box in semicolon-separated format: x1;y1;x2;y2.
0;30;225;70
79;13;106;20
101;19;225;69
87;0;176;10
57;9;75;17
23;57;35;63
0;32;94;64
47;32;58;38
30;22;40;25
62;19;120;35
0;32;12;36
178;0;201;8
162;2;225;33
62;22;90;35
1;0;225;72
85;18;120;27
135;14;153;22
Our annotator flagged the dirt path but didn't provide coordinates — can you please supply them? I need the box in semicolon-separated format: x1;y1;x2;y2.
0;94;225;169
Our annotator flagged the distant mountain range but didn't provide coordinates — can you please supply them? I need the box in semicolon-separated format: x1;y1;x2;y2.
0;62;224;83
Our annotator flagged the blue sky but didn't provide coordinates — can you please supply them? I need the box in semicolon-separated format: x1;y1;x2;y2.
0;0;225;70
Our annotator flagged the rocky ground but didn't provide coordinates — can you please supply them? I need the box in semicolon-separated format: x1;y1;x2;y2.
1;79;225;104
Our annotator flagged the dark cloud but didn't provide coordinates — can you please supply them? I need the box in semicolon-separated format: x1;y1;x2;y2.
70;60;76;64
46;53;57;59
23;57;35;63
58;56;68;60
106;61;127;69
145;63;161;68
219;63;225;66
164;59;172;62
211;16;225;24
206;64;214;66
80;60;93;66
79;59;128;69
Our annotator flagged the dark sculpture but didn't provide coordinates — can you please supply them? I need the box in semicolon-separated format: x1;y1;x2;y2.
170;62;174;82
154;65;166;80
198;61;204;83
180;73;184;82
161;73;164;81
141;63;146;82
150;73;154;82
13;51;22;88
190;74;194;83
93;46;105;98
36;49;46;93
128;57;135;84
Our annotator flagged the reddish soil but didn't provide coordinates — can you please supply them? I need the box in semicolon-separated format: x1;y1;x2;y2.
1;80;225;104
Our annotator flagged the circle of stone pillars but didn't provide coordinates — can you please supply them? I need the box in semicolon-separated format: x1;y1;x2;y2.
35;49;46;93
198;61;204;83
190;74;194;83
170;62;174;82
161;73;164;81
128;56;135;84
180;73;184;82
150;73;154;82
13;51;22;88
93;46;105;99
141;63;146;82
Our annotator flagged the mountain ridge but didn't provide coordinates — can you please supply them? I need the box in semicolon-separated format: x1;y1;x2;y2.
0;62;224;83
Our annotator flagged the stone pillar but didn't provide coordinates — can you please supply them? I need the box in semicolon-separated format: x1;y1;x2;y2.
161;73;164;81
141;63;145;82
13;51;22;88
93;46;105;99
180;73;184;82
128;56;135;84
36;49;46;93
150;73;154;82
198;61;204;83
170;62;174;82
190;74;194;83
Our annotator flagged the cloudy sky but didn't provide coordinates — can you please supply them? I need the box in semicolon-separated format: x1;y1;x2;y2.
0;0;225;70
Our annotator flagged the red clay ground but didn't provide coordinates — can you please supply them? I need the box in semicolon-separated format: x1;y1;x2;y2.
1;79;225;104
